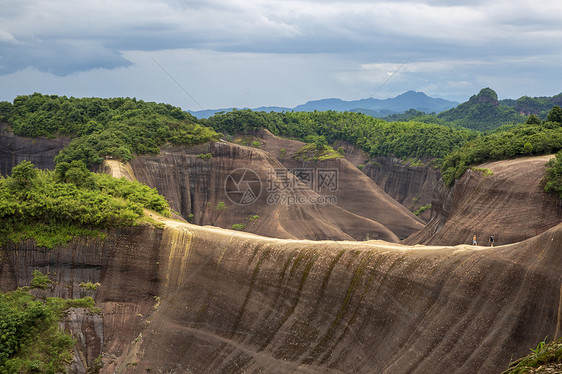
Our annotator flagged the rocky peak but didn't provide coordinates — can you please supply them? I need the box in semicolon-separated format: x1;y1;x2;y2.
468;87;499;106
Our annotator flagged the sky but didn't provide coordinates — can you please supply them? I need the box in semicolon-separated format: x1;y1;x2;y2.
1;0;562;111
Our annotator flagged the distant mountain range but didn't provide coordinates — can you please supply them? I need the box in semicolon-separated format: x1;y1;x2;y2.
188;91;459;119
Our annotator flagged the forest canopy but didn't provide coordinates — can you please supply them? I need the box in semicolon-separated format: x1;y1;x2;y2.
0;93;218;167
204;109;477;160
0;160;170;248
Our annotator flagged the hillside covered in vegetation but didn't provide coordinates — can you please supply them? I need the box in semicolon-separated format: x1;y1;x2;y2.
0;93;218;167
436;88;562;132
0;160;170;248
2;93;561;197
204;109;477;160
441;109;562;186
0;271;97;373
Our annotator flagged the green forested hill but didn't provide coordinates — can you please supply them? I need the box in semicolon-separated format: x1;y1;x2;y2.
441;111;562;186
0;93;218;167
437;88;525;131
204;109;476;160
436;88;562;132
1;93;561;195
0;160;170;248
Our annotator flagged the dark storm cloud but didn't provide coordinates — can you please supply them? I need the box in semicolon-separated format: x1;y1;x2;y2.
0;0;559;75
0;0;561;108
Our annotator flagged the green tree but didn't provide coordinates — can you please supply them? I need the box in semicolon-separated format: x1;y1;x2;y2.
547;105;562;124
545;151;562;198
10;161;37;187
525;114;541;125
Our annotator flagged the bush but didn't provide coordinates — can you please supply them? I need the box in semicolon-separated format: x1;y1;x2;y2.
0;161;171;248
0;279;98;372
545;151;562;198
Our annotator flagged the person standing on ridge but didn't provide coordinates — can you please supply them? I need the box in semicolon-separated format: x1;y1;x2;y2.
489;235;495;247
472;235;477;246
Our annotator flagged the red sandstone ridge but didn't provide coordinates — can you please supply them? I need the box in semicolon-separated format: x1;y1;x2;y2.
1;217;560;373
257;129;438;222
256;130;425;238
110;141;410;242
404;155;562;246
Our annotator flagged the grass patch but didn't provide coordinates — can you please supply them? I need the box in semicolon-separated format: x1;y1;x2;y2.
502;338;562;373
231;223;246;231
294;143;344;162
79;282;101;291
471;167;494;176
413;204;432;216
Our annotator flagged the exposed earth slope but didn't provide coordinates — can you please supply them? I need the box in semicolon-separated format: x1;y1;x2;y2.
405;155;562;246
256;130;424;238
1;215;560;373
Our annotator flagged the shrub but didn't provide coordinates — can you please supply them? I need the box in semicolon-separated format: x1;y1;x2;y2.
545;151;562;198
0;162;171;248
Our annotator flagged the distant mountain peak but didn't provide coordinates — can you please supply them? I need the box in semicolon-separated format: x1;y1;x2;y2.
188;91;459;118
469;87;498;106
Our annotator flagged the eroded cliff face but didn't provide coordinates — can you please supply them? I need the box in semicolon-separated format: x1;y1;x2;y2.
362;157;440;222
1;220;561;373
0;122;70;175
122;141;421;242
255;130;424;238
257;130;438;222
405;155;562;246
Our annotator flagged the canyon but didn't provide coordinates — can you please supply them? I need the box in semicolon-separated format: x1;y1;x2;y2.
1;124;561;373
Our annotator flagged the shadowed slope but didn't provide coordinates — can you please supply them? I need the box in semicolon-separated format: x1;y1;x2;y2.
405;155;562;246
0;122;70;175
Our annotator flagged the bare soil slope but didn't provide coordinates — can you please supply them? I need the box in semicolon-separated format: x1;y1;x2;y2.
405;155;562;246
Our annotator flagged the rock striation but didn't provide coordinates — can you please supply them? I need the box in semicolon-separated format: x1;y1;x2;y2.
405;155;562;246
362;157;440;222
121;140;423;241
1;217;561;373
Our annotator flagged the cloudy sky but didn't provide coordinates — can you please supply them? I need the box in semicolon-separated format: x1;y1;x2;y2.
1;0;562;110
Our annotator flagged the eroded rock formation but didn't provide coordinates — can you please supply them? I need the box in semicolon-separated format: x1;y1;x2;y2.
1;218;561;373
405;155;562;246
121;140;423;241
362;157;440;222
0;122;70;175
257;130;438;222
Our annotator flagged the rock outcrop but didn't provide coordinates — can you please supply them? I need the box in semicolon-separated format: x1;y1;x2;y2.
256;130;438;222
256;130;425;238
405;155;562;246
0;122;70;175
362;157;440;222
1;217;561;373
120;140;423;241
